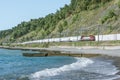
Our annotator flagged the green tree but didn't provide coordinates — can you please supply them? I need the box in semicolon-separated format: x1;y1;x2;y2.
58;24;63;33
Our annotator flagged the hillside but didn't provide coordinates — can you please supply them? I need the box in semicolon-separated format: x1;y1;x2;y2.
0;0;120;44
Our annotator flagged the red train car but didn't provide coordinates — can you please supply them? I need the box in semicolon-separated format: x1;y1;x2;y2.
81;35;95;41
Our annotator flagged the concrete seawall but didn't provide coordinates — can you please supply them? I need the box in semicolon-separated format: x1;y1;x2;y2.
0;46;101;57
0;46;120;57
23;50;100;57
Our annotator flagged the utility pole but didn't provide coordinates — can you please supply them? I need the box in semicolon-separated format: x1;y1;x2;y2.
97;25;100;46
59;32;61;42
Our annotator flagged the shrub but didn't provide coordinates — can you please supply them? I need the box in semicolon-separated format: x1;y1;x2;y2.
118;0;120;8
101;10;117;24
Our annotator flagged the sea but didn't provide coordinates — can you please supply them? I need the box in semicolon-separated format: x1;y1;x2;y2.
0;48;120;80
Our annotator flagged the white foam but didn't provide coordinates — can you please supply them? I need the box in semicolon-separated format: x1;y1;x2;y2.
29;57;93;80
83;59;119;76
102;76;120;80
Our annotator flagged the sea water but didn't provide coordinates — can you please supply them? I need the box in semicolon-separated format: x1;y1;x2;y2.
0;48;120;80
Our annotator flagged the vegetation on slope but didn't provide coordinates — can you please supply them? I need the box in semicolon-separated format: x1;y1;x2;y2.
0;0;120;44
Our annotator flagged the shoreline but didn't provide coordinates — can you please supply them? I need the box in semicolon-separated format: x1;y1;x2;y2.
0;46;120;57
103;56;120;80
0;46;120;79
94;56;120;80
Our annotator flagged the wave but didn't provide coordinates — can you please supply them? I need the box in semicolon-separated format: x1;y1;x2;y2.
29;57;93;80
82;59;119;76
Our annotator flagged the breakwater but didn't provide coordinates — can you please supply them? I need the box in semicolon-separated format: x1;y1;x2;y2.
0;46;101;57
23;49;101;57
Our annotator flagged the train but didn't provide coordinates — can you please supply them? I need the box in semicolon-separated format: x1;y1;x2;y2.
81;35;95;41
22;35;95;44
21;33;120;44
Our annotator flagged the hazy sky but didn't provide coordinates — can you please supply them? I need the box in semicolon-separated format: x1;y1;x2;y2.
0;0;70;30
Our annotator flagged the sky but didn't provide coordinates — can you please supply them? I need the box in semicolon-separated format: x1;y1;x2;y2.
0;0;70;31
